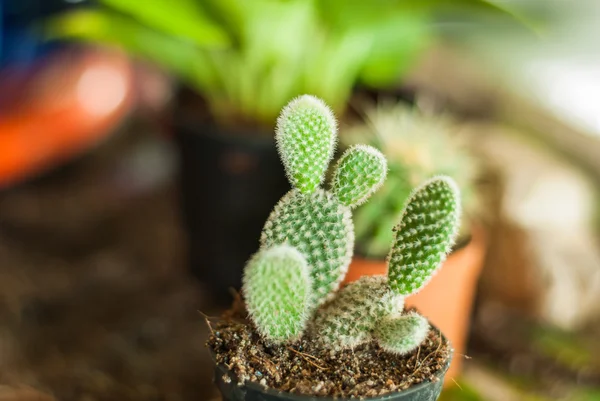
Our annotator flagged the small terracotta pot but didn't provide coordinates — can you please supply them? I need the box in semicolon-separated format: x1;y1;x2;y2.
343;226;487;383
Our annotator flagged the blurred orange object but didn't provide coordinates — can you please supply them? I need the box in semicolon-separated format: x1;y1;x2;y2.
0;48;134;188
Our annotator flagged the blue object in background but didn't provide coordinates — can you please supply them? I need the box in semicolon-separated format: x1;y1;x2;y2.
0;0;88;68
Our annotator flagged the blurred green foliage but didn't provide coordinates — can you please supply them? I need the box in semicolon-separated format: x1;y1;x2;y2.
532;325;600;372
438;380;485;401
48;0;525;127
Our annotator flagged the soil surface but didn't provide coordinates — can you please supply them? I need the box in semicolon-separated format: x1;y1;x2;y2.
207;308;451;399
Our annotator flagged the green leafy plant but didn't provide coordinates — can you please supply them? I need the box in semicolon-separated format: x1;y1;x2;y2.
242;95;462;356
344;102;478;258
47;0;526;128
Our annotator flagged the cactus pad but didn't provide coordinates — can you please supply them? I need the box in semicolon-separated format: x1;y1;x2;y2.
331;145;388;208
387;176;461;296
261;189;353;308
312;276;404;350
242;245;312;343
374;312;430;355
276;95;337;194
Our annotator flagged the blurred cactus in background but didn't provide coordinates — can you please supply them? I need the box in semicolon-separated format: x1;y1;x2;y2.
344;102;479;258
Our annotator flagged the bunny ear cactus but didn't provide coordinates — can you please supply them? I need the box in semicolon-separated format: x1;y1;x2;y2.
262;95;387;310
242;95;460;360
312;175;461;355
242;245;311;343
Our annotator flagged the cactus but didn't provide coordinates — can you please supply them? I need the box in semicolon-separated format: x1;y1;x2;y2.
311;176;460;352
387;176;461;296
311;276;404;349
241;95;461;358
373;312;429;355
262;95;386;309
242;245;312;343
344;102;477;259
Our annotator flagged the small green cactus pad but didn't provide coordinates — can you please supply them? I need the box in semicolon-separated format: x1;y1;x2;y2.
388;176;461;296
276;95;337;194
331;145;388;208
312;276;404;350
261;189;353;308
374;312;429;355
242;245;312;343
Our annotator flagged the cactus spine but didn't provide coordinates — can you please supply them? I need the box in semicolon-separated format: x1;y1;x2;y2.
345;102;478;260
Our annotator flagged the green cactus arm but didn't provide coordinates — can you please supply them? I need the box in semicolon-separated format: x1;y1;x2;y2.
275;95;337;194
331;145;388;208
242;245;312;343
387;176;461;296
261;189;353;309
373;312;429;355
311;276;404;350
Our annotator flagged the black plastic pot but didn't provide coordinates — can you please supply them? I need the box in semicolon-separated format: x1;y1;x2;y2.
210;334;451;401
175;122;289;305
